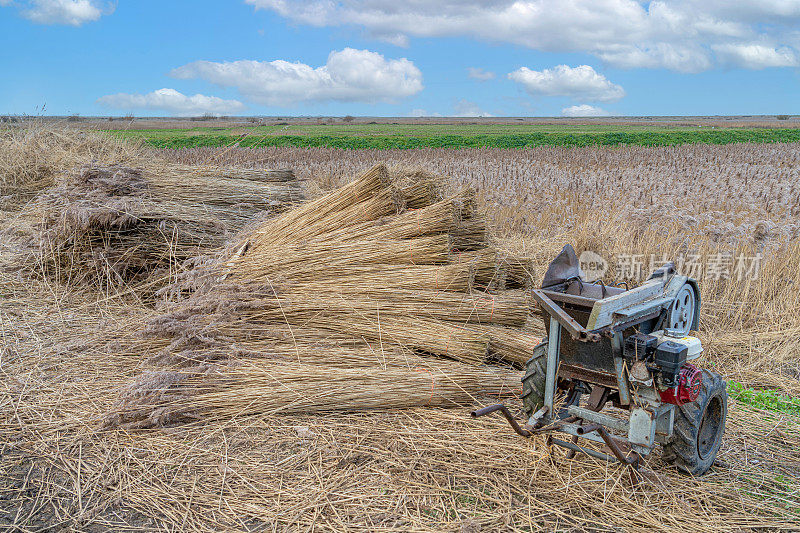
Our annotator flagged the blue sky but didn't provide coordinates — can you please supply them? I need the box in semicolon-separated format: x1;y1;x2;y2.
1;0;799;117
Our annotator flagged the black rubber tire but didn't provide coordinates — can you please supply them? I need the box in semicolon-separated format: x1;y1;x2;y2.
521;339;548;418
662;369;728;476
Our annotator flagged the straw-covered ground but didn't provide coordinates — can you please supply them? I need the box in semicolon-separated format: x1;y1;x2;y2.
1;125;799;531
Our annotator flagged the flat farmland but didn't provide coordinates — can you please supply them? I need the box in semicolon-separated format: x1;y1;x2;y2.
108;120;800;149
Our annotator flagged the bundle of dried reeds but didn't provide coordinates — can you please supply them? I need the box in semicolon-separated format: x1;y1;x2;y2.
261;289;530;327
18;162;305;291
144;163;296;183
105;360;521;429
144;173;302;210
319;192;480;244
469;324;543;366
247;163;391;246
231;234;453;284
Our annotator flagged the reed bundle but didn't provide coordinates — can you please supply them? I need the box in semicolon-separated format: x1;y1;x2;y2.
145;163;296;183
145;173;303;210
497;253;535;290
105;360;520;429
227;236;451;286
297;233;449;268
234;252;497;292
19;163;305;291
391;168;446;208
319;192;479;244
146;301;490;366
298;314;491;364
248;164;390;245
468;324;543;366
257;289;530;327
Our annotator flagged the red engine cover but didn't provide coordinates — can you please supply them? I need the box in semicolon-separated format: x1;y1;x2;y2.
659;364;702;406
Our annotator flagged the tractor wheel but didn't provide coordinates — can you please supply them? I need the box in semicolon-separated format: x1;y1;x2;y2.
662;370;727;476
521;339;548;418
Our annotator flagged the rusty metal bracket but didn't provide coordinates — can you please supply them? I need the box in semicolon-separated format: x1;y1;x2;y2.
532;289;600;342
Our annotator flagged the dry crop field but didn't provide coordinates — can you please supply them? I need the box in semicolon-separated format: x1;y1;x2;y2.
1;123;800;532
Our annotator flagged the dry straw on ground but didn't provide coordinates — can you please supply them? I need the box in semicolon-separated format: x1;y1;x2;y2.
2;131;800;531
0;121;142;205
2;246;800;532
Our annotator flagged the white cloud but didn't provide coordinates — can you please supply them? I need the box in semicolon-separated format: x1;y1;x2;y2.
1;0;111;26
562;104;612;117
408;109;442;117
595;43;714;73
467;67;496;81
97;88;246;116
170;48;423;107
246;0;800;71
712;43;799;69
454;99;493;117
508;65;625;102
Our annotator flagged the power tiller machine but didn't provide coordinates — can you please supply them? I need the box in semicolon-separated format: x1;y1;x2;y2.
473;245;727;475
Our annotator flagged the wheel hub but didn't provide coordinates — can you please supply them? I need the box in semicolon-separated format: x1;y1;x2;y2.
668;284;697;336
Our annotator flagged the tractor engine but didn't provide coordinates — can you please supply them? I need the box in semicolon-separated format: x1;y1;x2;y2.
625;331;703;406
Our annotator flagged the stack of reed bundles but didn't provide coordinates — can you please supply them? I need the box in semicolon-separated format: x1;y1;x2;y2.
106;164;538;428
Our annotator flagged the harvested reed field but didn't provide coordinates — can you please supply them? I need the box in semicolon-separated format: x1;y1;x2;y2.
2;131;800;531
164;143;800;246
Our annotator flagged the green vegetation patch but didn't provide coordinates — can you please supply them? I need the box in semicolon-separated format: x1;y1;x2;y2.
110;128;800;149
728;381;800;416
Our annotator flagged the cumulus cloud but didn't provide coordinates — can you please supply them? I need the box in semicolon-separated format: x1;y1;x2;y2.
508;65;625;102
562;104;612;117
713;43;798;69
1;0;111;26
97;88;246;116
454;99;493;117
246;0;800;71
170;48;423;107
467;67;496;81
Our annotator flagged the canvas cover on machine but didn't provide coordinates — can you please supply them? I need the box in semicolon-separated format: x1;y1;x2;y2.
541;244;586;289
